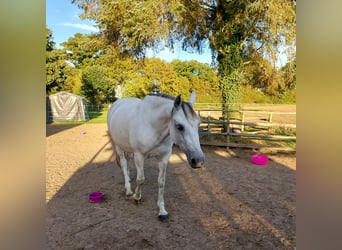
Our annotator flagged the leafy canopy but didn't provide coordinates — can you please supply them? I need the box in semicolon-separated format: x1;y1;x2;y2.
71;0;295;62
70;0;296;104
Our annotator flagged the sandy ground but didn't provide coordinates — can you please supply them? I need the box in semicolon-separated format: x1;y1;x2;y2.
46;123;296;249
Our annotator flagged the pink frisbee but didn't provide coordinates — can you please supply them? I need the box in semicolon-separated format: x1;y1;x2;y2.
251;154;268;165
88;192;103;203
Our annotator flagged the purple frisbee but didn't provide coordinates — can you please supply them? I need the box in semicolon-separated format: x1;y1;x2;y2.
251;154;268;165
88;192;103;203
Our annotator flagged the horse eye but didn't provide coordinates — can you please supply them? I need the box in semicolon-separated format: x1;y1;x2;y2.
175;124;184;131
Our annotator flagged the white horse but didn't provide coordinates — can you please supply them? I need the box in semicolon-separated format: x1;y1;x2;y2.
107;92;204;222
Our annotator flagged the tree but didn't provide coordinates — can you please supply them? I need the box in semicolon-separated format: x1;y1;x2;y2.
63;66;83;95
123;57;188;98
280;59;296;90
46;28;68;94
46;27;55;52
171;60;221;103
71;0;295;104
245;53;281;95
71;0;295;66
81;64;115;104
61;33;105;69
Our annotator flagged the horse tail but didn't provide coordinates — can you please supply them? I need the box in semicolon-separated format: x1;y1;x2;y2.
108;130;121;168
114;147;121;168
112;142;121;168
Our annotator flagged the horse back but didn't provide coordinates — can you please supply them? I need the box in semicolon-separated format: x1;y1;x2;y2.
107;98;141;152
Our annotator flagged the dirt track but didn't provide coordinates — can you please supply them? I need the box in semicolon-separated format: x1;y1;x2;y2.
46;124;296;249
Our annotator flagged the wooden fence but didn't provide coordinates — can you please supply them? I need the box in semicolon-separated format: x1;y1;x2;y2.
195;107;296;151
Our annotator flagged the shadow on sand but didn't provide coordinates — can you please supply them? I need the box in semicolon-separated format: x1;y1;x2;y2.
46;128;296;249
46;124;84;137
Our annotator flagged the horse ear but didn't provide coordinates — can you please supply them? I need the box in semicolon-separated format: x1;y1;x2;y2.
188;92;196;107
174;94;182;109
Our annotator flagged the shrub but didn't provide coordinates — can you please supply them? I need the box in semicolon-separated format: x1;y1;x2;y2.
241;85;272;103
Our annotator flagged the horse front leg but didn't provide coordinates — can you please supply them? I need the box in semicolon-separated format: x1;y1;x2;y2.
133;152;145;202
157;150;172;222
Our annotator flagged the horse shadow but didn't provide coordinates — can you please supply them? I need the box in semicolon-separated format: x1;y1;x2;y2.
47;137;296;249
46;124;83;137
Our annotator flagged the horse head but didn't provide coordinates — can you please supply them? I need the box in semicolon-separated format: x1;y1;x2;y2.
169;92;205;168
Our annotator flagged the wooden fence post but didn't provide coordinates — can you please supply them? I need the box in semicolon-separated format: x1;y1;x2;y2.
268;112;273;133
226;109;230;150
195;106;296;150
241;111;245;132
208;111;211;132
268;112;273;123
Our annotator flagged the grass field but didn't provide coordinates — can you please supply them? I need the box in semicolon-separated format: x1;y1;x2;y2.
88;109;108;123
48;109;108;125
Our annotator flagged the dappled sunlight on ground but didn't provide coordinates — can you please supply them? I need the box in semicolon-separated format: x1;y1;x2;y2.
46;124;296;249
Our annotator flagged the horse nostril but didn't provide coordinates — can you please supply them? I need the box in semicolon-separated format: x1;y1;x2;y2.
190;157;203;168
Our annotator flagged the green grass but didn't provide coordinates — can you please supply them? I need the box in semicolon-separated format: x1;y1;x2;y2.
88;110;108;123
271;127;296;136
48;109;108;125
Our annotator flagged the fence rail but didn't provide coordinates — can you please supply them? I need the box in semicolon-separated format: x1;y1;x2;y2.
48;103;296;151
195;107;296;151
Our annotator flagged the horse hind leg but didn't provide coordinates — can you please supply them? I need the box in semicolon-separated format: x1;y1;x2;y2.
115;145;133;196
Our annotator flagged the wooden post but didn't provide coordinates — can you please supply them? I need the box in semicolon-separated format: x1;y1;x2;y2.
268;112;273;123
268;112;273;133
241;111;245;132
208;111;211;132
226;109;230;150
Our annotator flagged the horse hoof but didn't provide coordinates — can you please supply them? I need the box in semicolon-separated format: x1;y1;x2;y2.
133;193;141;201
134;198;142;205
158;214;169;223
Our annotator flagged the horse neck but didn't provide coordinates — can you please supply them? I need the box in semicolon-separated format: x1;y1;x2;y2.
141;97;173;131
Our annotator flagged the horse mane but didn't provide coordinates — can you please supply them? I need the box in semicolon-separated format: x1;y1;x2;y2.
147;93;175;100
147;93;197;120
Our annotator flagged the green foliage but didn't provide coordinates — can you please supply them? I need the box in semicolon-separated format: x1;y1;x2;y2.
81;65;115;104
220;71;243;110
46;27;55;52
243;54;296;103
244;52;280;95
272;127;296;137
46;28;68;94
63;67;83;95
46;50;68;94
68;0;296;105
71;0;295;60
270;88;296;104
241;85;272;103
280;59;296;90
61;33;104;69
216;43;245;109
72;0;190;56
123;57;187;98
241;85;295;104
171;60;221;103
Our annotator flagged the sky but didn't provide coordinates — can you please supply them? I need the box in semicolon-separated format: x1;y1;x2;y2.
46;0;213;65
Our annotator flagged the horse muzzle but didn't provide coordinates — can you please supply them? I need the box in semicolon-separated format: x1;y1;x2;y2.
189;156;205;168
